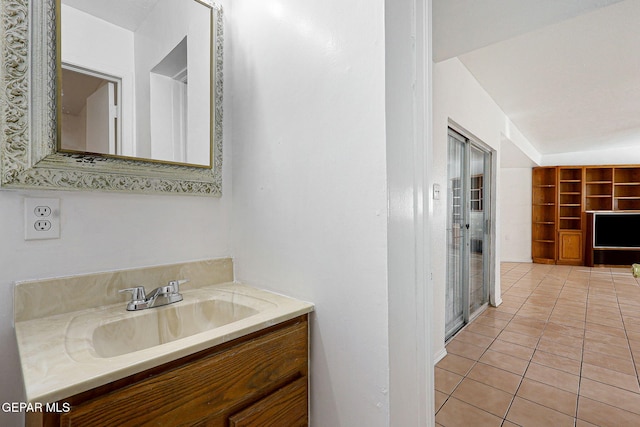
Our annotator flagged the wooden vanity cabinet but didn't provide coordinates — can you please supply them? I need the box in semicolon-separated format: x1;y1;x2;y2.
35;315;309;427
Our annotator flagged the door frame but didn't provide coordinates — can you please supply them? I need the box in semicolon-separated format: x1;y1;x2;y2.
445;124;496;340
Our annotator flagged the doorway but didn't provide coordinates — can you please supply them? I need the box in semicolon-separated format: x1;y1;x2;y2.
445;127;492;340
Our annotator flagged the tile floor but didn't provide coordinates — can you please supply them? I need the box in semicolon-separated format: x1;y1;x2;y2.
435;262;640;427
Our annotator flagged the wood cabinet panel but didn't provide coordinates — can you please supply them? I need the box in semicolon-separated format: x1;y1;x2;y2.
42;316;308;427
558;231;583;265
229;377;308;427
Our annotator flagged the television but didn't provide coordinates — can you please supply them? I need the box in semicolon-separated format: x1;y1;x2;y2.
593;212;640;248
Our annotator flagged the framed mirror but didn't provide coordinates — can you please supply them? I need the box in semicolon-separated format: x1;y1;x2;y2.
0;0;223;196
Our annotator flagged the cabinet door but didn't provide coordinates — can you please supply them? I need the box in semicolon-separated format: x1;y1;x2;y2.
229;377;308;427
558;231;583;265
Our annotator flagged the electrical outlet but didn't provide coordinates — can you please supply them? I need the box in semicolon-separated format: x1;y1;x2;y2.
25;198;60;240
34;205;52;217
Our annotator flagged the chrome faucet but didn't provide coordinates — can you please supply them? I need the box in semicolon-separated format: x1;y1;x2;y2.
119;279;188;311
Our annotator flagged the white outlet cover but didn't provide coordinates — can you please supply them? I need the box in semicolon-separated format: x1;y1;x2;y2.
25;198;60;240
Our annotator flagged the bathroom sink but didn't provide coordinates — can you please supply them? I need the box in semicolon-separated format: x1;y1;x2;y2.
90;299;259;358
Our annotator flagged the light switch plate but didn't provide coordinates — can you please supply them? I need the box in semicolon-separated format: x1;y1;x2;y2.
25;198;60;240
433;183;441;200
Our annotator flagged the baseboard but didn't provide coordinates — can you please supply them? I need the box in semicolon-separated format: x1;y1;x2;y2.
433;347;447;365
501;257;533;263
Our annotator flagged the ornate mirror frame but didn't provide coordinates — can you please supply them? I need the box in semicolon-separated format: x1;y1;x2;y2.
0;0;223;196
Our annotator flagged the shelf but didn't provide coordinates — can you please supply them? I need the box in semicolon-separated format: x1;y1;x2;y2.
560;204;580;207
586;195;612;198
533;221;555;225
586;181;613;184
534;239;555;243
615;182;640;186
585;168;613;183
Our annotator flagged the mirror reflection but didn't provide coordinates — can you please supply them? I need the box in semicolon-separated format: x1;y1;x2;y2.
59;0;213;167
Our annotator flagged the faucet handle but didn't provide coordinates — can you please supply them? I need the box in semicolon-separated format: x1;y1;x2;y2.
167;279;189;293
119;286;146;302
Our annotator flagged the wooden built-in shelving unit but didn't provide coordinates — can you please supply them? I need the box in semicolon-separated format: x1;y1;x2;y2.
532;167;557;264
532;164;640;266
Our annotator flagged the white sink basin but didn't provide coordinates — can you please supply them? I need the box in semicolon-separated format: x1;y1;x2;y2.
64;288;278;360
91;299;259;357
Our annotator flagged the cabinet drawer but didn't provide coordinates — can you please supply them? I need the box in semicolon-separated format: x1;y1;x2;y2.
58;317;308;427
229;376;308;427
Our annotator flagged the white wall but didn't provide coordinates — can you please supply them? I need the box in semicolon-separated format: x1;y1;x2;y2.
501;168;532;262
227;0;406;425
433;57;537;358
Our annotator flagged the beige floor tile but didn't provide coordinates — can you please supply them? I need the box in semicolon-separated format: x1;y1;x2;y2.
435;397;503;427
436;353;476;376
466;362;522;394
510;316;547;330
475;316;510;329
435;367;463;394
497;330;540;348
480;309;514;321
436;263;640;426
479;350;529;376
524;363;580;394
494;305;520;315
582;350;636;376
583;338;632;360
626;329;640;342
581;363;640;393
585;328;630;348
536;338;583;361
579;377;640;416
506;397;575;427
541;329;584;348
547;315;586;329
488;339;535;361
585;321;627;338
531;349;581;376
577;396;640;426
503;322;544;338
435;390;448;412
586;316;625;329
464;322;503;338
516;378;577;416
544;321;585;338
454;330;494;349
451;378;513;418
445;339;486;361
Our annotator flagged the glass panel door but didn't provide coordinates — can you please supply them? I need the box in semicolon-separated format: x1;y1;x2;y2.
469;145;490;316
445;132;466;339
445;129;491;340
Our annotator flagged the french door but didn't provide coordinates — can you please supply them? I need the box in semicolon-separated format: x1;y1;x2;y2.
445;128;492;340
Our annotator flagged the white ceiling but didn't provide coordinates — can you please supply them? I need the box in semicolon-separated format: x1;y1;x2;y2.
434;0;640;159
